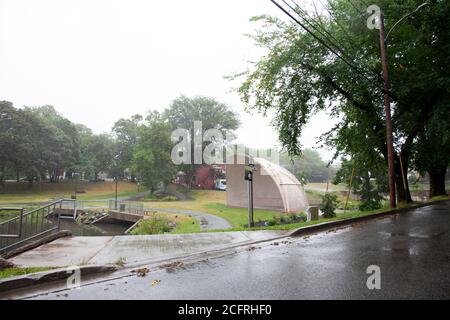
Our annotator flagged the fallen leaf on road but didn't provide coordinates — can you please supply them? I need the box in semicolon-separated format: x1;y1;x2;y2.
159;261;184;269
132;267;150;277
151;279;161;286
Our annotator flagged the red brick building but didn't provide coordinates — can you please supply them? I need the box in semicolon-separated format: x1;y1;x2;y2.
175;164;226;190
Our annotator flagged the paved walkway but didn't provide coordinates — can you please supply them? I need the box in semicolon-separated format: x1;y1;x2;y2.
10;230;286;268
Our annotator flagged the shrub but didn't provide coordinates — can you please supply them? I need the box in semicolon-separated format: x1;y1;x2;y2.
320;194;338;218
131;214;172;235
296;212;307;222
359;199;382;212
268;219;277;226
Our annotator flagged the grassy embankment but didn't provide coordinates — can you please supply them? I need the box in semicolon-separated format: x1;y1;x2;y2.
132;212;201;234
0;181;142;205
0;267;58;279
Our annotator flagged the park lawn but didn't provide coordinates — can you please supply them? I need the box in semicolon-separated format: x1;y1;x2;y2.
204;203;279;227
206;204;394;233
0;181;141;204
158;212;201;234
143;190;284;228
76;190;141;200
171;217;201;234
0;266;58;279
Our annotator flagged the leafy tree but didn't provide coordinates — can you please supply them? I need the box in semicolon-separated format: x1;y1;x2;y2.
86;134;115;181
0;102;60;185
24;106;81;182
112;115;143;182
333;158;387;211
279;149;337;183
412;102;449;198
233;0;450;203
163;95;240;190
0;101;28;184
320;193;338;218
131;112;176;193
73;124;96;180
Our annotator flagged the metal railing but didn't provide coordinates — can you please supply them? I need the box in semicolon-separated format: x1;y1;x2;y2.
75;200;109;211
0;199;75;255
109;200;144;215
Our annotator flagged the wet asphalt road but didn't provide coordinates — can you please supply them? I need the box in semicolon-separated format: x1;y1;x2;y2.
31;202;450;300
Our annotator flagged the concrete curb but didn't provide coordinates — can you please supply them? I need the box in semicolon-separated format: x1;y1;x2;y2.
289;199;450;237
0;264;117;294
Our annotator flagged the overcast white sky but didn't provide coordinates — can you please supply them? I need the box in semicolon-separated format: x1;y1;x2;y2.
0;0;338;161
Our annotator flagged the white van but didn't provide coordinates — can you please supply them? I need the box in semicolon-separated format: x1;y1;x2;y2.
215;179;227;191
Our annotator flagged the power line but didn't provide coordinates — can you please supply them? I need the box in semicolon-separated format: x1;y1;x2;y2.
271;0;374;83
285;0;366;73
271;0;409;106
289;0;386;82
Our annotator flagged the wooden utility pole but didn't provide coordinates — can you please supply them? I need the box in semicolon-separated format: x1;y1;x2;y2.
379;13;396;209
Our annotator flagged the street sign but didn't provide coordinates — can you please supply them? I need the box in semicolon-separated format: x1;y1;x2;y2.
244;164;255;181
245;164;256;228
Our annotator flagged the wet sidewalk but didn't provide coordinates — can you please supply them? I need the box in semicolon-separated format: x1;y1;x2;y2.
10;230;287;268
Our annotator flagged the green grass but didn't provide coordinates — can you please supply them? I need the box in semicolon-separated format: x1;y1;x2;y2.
0;267;58;279
131;212;200;235
204;198;450;233
0;181;141;204
204;203;280;227
171;218;201;234
429;195;449;202
203;206;392;233
76;190;141;200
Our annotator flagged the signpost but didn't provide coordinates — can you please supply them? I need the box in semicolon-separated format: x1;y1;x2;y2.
245;164;255;228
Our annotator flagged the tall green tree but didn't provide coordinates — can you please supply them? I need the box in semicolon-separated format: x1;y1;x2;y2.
234;0;450;202
412;102;450;197
131;112;176;193
112;114;143;181
24;106;81;182
333;158;388;211
163;95;240;190
86;134;115;181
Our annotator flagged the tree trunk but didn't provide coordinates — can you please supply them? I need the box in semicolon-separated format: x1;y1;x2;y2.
429;166;447;198
0;163;5;194
394;154;412;203
186;175;193;191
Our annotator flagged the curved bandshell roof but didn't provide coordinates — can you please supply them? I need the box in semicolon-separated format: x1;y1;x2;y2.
226;155;309;213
